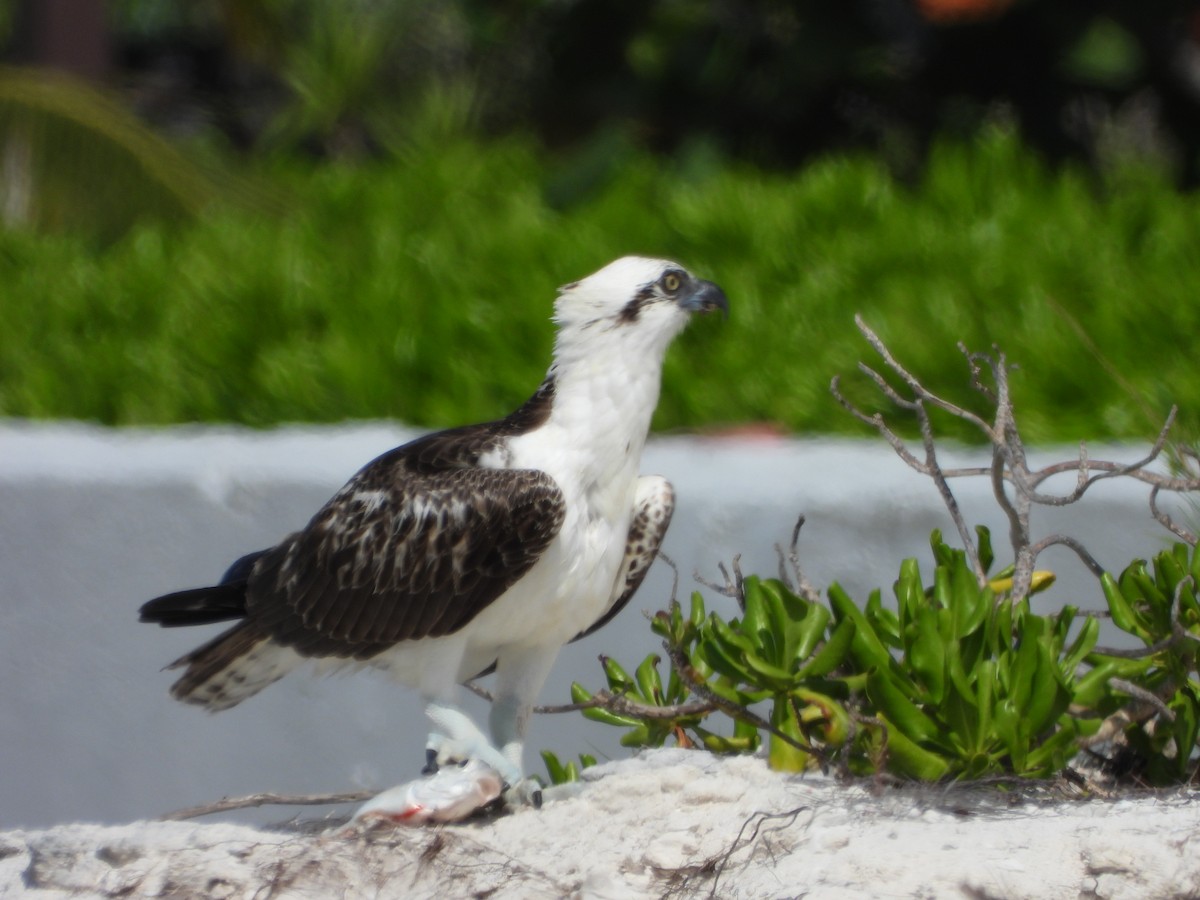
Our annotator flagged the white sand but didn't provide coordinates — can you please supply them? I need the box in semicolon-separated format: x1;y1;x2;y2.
3;749;1197;899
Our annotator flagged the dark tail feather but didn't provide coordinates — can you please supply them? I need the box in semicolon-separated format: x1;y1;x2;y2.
139;582;247;628
166;621;295;710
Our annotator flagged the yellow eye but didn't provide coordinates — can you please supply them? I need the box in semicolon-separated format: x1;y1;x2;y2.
663;272;682;292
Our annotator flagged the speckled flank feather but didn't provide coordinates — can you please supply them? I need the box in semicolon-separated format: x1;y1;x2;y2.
573;476;675;642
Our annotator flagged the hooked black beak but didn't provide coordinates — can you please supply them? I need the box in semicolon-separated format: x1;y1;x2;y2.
679;279;729;318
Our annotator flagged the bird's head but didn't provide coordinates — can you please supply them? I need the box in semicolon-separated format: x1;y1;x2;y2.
552;257;728;361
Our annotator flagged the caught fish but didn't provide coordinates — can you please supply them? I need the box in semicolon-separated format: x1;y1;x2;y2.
345;760;505;828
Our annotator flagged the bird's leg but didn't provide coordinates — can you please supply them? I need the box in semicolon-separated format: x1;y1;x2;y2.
487;693;541;806
487;645;558;808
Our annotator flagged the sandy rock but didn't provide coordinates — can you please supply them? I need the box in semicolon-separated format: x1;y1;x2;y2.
2;749;1198;899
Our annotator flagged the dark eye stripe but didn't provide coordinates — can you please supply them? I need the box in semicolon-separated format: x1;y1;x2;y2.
618;284;656;324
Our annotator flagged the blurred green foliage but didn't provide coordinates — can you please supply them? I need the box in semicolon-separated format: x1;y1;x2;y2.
1;126;1198;440
0;67;220;240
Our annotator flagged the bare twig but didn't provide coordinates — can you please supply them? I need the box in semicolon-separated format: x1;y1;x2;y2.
1026;534;1106;578
1090;631;1186;659
464;678;716;720
1023;409;1181;506
1109;678;1177;721
774;515;823;604
853;315;995;435
708;805;812;898
658;551;681;606
693;558;745;607
835;319;1200;602
1150;484;1198;545
161;790;373;821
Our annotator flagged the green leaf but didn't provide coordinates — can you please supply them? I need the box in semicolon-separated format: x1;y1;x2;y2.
1102;572;1151;641
635;654;664;704
878;714;952;781
976;525;994;574
794;687;852;746
1059;614;1099;679
1008;613;1044;712
740;648;801;690
768;695;810;772
541;750;568;784
707;613;759;655
741;577;771;644
896;558;924;631
601;655;638;695
797;616;856;678
1155;548;1187;598
950;558;990;640
1072;655;1154;708
572;682;641;727
695;725;759;754
830;582;894;673
974;658;996;746
1171;690;1200;778
945;639;977;710
995;597;1015;654
619;723;654;747
698;627;756;684
930;530;955;568
942;686;979;755
1023;721;1080;775
790;598;832;666
866;667;941;746
992;698;1024;769
908;605;946;703
867;589;901;648
1024;641;1071;736
933;565;952;613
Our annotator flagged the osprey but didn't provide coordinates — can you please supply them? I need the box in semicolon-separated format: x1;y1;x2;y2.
139;256;727;805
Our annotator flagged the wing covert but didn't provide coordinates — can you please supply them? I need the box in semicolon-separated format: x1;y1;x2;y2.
246;464;565;659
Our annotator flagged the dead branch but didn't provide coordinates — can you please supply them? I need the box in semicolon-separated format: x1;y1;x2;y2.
774;515;823;605
1150;484;1198;544
658;550;681;607
161;790;373;822
1109;678;1177;721
853;315;995;435
1026;534;1106;578
693;556;745;608
464;678;716;721
836;317;1200;605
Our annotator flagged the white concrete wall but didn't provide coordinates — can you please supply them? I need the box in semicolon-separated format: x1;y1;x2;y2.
0;421;1176;829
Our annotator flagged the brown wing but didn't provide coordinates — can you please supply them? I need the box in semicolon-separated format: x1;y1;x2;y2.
245;461;565;660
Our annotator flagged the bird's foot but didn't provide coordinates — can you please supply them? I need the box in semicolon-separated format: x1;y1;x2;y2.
503;776;543;810
425;730;523;788
422;736;540;810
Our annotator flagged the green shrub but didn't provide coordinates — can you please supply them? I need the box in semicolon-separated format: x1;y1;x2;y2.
574;529;1200;784
1091;543;1200;783
575;530;1105;781
3;128;1200;441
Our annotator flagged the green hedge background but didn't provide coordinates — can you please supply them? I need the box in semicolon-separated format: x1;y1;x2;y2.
3;127;1197;443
